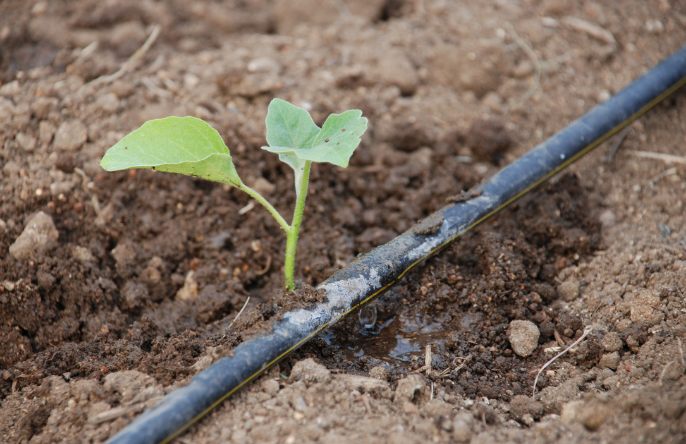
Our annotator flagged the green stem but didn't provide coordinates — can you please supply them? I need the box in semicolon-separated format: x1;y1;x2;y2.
240;186;291;233
284;161;312;291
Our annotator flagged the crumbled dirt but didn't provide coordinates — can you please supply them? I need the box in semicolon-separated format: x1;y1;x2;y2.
1;0;686;443
411;211;445;235
446;186;483;204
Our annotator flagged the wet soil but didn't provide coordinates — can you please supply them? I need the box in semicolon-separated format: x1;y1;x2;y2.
1;0;686;443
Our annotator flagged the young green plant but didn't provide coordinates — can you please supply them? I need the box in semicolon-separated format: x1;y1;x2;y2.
100;99;368;291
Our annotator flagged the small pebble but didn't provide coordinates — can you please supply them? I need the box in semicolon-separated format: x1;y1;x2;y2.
53;120;88;151
598;209;616;227
507;320;540;357
176;271;198;300
561;399;610;431
252;177;275;196
557;279;580;302
521;413;535;426
247;57;281;74
15;132;37;151
261;379;280;396
9;211;59;260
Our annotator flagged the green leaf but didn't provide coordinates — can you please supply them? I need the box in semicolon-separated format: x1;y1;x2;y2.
307;110;367;167
263;108;367;168
100;116;244;187
264;99;321;151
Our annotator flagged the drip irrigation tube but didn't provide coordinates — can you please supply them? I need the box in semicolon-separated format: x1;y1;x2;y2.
108;45;686;444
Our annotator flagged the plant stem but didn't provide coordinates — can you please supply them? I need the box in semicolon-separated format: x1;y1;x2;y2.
284;161;312;291
240;186;291;233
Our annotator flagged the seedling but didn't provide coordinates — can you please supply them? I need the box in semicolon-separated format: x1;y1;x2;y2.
100;99;368;291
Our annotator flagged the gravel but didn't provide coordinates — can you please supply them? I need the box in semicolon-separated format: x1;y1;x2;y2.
557;279;580;302
52;120;88;152
507;320;540;357
9;211;59;260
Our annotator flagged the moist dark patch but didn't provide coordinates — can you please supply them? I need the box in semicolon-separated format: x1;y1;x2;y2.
312;174;602;399
466;117;515;164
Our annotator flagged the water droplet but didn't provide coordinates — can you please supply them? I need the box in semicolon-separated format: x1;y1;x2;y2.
359;304;377;329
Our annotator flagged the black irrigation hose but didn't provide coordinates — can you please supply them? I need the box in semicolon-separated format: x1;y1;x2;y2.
108;45;686;444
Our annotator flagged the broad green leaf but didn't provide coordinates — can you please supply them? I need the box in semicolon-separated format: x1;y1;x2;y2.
100;116;244;187
264;110;367;168
151;153;243;187
306;110;367;167
263;99;321;151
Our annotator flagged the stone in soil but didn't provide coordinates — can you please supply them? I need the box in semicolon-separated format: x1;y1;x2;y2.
261;379;280;396
9;211;59;260
557;278;580;302
507;320;541;357
52;120;88;151
175;271;199;301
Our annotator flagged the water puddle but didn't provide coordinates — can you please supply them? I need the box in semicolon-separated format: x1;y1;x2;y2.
322;307;451;366
322;290;484;368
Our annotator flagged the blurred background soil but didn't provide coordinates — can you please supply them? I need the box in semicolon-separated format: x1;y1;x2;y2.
1;0;685;443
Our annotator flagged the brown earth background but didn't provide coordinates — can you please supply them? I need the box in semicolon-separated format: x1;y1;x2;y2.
1;0;686;443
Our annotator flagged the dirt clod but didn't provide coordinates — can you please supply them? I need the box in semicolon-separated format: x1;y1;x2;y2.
601;332;623;352
465;117;514;164
452;412;474;442
103;370;159;404
599;352;620;370
394;374;426;404
412;212;445;235
289;358;331;384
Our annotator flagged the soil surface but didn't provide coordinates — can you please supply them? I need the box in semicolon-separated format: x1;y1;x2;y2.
1;0;686;443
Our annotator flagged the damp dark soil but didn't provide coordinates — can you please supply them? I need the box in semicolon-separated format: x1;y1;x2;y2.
2;0;686;443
